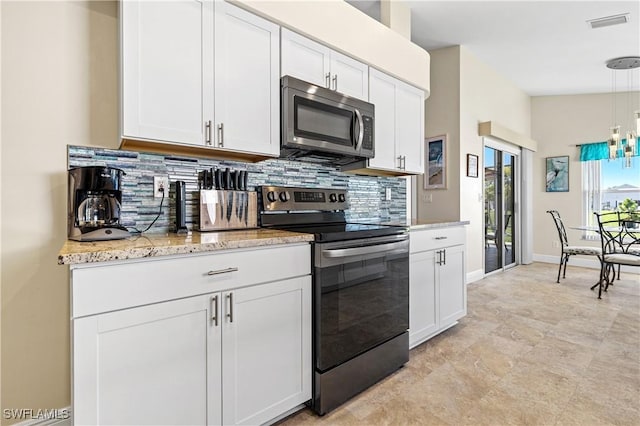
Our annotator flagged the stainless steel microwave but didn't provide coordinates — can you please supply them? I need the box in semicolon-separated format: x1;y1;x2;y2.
281;75;374;165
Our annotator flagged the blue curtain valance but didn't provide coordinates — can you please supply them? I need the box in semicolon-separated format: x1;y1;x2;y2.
580;138;640;161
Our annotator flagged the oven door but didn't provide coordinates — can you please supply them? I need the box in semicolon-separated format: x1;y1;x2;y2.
313;234;409;372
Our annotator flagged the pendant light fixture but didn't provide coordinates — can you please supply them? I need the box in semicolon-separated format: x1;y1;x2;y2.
606;56;640;165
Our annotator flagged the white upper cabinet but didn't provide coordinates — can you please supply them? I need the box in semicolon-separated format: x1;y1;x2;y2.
214;2;280;156
121;0;280;158
121;0;214;145
281;28;330;88
281;28;368;100
368;70;397;171
366;68;424;175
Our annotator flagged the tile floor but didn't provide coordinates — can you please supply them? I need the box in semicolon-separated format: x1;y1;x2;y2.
280;262;640;426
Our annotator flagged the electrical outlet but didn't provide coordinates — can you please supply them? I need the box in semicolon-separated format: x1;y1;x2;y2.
422;193;432;203
385;188;392;201
154;176;169;198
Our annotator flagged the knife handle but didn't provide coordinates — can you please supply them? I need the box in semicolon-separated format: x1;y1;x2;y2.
233;171;241;191
214;169;222;190
242;171;248;191
224;168;231;190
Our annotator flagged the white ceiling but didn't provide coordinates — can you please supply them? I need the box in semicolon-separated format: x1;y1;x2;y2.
346;0;640;96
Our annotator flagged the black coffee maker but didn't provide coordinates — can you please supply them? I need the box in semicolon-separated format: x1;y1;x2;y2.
68;166;130;241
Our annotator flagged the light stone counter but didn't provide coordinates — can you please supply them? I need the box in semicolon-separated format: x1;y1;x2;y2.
58;229;314;265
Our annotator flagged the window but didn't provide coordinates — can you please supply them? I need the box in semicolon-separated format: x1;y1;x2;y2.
582;156;640;238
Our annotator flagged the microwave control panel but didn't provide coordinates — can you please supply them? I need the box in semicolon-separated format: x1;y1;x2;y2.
362;116;373;151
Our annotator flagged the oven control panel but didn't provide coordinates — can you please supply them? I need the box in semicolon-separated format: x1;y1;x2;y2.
258;186;348;212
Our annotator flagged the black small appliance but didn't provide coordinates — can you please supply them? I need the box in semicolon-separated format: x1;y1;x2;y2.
68;166;130;241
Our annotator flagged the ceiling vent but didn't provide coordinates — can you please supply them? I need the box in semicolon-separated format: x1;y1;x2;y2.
587;13;630;29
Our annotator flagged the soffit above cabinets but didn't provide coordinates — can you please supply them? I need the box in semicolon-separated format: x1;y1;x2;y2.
233;0;431;97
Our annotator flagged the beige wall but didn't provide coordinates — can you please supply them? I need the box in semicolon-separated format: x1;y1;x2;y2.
418;46;461;222
0;0;3;406
459;47;531;276
1;1;118;420
530;92;632;258
419;46;531;277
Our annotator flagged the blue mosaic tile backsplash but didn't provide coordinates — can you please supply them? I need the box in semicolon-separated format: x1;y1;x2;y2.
68;145;406;233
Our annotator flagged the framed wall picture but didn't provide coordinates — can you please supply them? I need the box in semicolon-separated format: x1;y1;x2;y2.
545;155;569;192
466;154;479;178
424;135;446;189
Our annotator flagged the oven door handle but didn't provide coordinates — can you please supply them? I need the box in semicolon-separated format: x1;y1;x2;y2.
322;241;407;258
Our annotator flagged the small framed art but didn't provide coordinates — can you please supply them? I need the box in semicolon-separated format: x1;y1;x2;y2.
545;155;569;192
424;135;446;189
466;154;479;178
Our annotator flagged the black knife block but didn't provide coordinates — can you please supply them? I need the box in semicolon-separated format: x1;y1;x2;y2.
175;180;188;235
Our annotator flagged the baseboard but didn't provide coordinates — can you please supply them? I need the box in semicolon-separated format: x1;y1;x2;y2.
533;254;639;275
8;408;71;426
466;268;484;284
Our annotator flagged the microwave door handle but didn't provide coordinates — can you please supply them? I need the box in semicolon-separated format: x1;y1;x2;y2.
354;109;364;151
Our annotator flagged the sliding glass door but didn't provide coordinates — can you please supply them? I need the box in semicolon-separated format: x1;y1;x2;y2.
484;142;519;274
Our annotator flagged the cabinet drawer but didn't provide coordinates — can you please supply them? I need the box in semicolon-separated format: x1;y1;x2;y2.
410;227;465;253
72;244;310;318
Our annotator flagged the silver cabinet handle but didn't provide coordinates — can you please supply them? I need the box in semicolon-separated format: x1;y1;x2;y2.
207;267;238;276
354;109;364;151
226;293;234;323
434;236;448;240
217;123;224;147
325;72;331;88
443;248;447;265
437;250;443;265
397;156;403;169
332;74;338;91
211;295;219;326
401;156;406;170
205;120;212;145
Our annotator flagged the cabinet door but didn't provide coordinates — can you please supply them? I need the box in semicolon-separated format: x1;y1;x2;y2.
409;250;438;348
121;0;213;145
330;50;369;99
73;294;221;425
396;80;424;174
214;2;280;156
368;68;398;170
222;276;312;425
438;245;466;328
281;28;331;88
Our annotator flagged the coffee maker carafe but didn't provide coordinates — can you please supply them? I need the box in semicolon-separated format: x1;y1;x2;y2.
68;166;130;241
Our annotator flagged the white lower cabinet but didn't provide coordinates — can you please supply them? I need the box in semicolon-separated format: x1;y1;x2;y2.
222;277;311;425
71;244;311;425
74;295;217;425
409;227;466;349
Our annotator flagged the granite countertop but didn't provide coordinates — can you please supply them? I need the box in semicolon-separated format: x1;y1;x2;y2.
58;229;314;265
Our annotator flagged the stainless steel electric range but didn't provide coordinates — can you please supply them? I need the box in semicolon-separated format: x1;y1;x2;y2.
258;186;409;415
